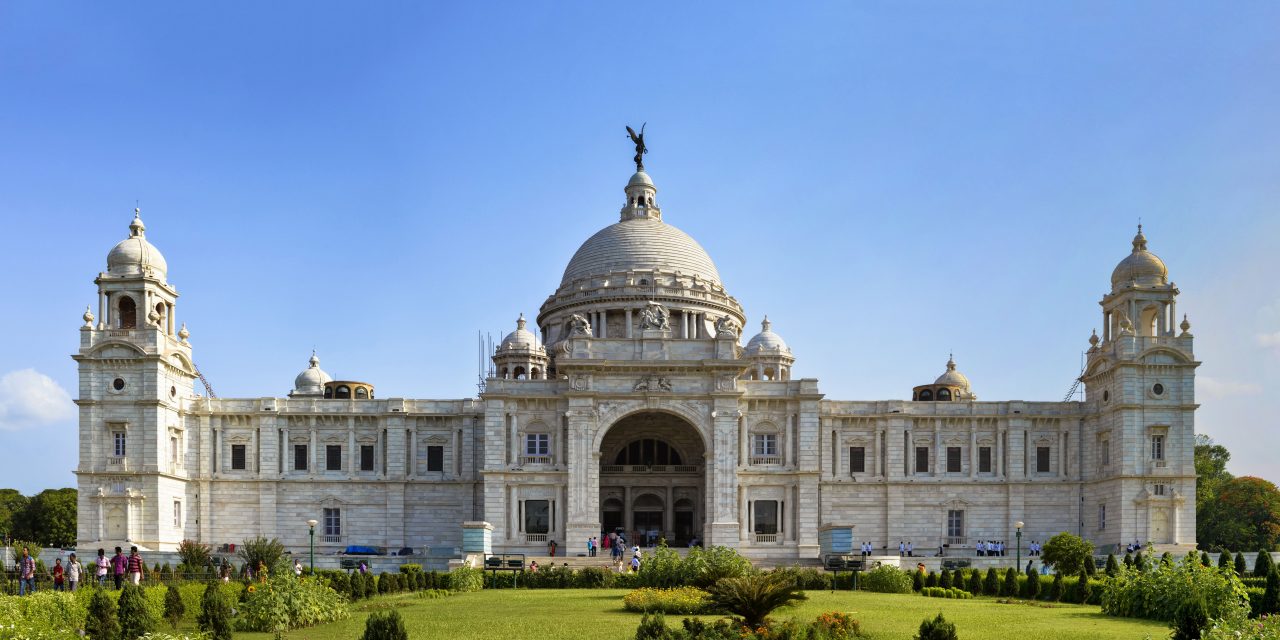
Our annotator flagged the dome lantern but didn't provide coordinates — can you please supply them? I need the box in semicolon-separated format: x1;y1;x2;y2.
107;208;169;280
1110;224;1168;291
291;351;333;397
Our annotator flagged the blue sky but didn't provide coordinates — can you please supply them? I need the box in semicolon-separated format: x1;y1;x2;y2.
1;2;1278;494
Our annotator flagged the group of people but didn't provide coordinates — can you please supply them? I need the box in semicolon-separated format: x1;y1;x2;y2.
1027;540;1043;556
1124;540;1144;554
13;545;147;596
976;540;1010;557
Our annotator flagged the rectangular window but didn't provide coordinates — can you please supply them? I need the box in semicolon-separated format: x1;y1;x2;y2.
170;436;179;467
426;445;444;472
979;446;992;473
1036;446;1051;473
1101;439;1110;467
1099;504;1106;530
915;447;929;473
525;433;549;456
360;445;374;471
753;434;778;457
326;445;342;471
946;447;962;473
524;500;549;534
849;447;865;474
173;500;181;529
1151;435;1165;460
113;432;127;457
1154;483;1166;496
946;509;964;539
753;500;778;535
323;508;341;536
231;444;246;470
294;445;308;471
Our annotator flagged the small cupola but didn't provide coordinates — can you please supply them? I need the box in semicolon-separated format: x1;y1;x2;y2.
744;316;795;381
492;313;550;380
620;171;661;222
913;354;976;401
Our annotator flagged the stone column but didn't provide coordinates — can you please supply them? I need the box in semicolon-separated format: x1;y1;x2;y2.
509;486;519;540
309;426;317;478
623;485;633;537
995;425;1004;479
409;427;418;477
508;414;518;465
789;414;798;467
969;420;977;479
738;485;748;540
905;424;913;475
348;419;356;478
664;485;674;540
565;405;600;553
281;426;289;476
934;419;943;476
707;407;742;545
873;428;882;477
738;415;748;466
98;290;106;328
451;428;460;476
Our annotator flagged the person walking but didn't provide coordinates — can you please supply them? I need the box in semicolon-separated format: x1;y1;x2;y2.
17;547;36;595
111;547;127;589
294;560;303;577
95;549;108;586
127;546;145;586
67;553;82;592
52;558;65;591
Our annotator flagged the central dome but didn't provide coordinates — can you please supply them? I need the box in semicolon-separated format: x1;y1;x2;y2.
560;217;721;288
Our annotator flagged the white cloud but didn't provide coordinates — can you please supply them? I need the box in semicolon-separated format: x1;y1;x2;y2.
1197;375;1262;400
1258;331;1280;349
0;369;75;431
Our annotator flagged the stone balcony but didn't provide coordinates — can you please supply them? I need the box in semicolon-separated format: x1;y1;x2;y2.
599;464;702;475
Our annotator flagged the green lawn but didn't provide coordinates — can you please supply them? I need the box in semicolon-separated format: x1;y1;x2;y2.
233;589;1171;640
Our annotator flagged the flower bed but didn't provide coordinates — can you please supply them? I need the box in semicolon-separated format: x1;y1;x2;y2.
623;587;715;615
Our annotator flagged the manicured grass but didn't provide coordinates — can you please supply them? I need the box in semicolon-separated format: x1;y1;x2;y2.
235;589;1171;640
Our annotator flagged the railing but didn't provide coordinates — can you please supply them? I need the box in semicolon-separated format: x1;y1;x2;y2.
521;456;553;465
525;533;548;543
755;534;778;543
751;456;782;466
1153;460;1167;468
107;457;127;470
600;464;702;474
321;535;341;543
945;537;967;545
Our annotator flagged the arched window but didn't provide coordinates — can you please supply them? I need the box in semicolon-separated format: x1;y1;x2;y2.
323;387;333;399
938;389;951;401
919;389;934;401
514;366;526;380
335;385;351;399
530;368;540;380
355;387;369;399
614;438;683;466
117;296;137;329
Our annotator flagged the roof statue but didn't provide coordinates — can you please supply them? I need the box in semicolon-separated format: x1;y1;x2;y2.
626;123;647;171
639;301;670;331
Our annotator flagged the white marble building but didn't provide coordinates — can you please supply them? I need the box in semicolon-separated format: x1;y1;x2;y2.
74;163;1198;561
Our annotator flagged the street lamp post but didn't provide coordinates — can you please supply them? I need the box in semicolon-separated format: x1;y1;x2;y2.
1015;521;1024;570
306;519;318;575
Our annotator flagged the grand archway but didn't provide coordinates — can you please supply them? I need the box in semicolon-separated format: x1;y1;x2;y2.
598;411;706;546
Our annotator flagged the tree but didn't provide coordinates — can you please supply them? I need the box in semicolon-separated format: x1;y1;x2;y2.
198;581;234;640
84;587;121;640
1217;552;1232;570
1042;532;1094;577
1077;570;1093;604
0;488;30;539
1200;551;1212;567
237;536;286;572
1023;565;1040;599
164;583;186;629
1261;569;1280;617
706;571;807;628
118;583;155;639
1105;553;1120;577
1195;435;1233;547
967;569;983;595
1235;552;1248;577
21;488;77;547
1201;477;1280;552
1002;567;1018;597
1255;549;1275;578
178;539;212;576
1049;572;1064;601
985;567;1000;595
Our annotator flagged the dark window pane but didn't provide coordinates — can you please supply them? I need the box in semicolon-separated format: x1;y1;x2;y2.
915;447;929;473
323;508;341;536
294;445;307;471
979;447;991;473
360;445;374;471
524;500;549;534
947;447;961;473
754;500;778;534
850;447;865;473
231;445;246;470
1037;446;1050;473
327;445;342;471
426;445;444;472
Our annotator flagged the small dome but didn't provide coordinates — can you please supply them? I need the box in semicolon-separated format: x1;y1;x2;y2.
293;352;333;396
934;355;971;389
627;171;655;188
745;316;790;354
499;314;540;351
107;210;168;279
1110;225;1167;289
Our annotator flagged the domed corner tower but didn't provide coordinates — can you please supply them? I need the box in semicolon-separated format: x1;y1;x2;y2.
911;355;976;401
75;209;198;552
535;167;746;368
743;316;795;381
1081;225;1198;550
491;314;550;380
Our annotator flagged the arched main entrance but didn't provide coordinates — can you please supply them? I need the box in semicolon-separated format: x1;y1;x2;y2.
598;411;705;546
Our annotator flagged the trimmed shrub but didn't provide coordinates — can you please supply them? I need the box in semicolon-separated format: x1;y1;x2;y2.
1106;553;1120;577
635;613;670;640
1256;551;1276;578
966;569;982;595
85;588;123;640
1236;553;1248;577
1085;557;1097;577
197;581;234;640
939;569;952;589
622;587;714;615
118;584;155;639
860;566;913;594
1022;567;1040;599
984;568;999;595
578;566;615;588
1201;552;1212;567
1002;568;1018;597
363;609;409;640
1134;551;1147;572
447;566;484;593
916;613;958;640
911;569;924;592
925;572;939;589
1124;553;1133;569
1261;569;1280;616
1101;554;1249;623
1218;552;1232;570
163;583;185;629
921;587;973;599
1048;572;1064;602
1170;596;1209;640
349;572;366;600
1161;552;1174;567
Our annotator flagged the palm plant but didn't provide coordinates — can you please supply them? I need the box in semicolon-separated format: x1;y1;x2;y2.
707;571;808;628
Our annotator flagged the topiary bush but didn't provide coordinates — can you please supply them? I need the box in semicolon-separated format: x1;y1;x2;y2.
921;587;973;599
163;583;185;629
1261;569;1280;617
197;580;234;640
860;566;913;594
118;583;155;639
925;572;939;589
984;568;999;595
1236;553;1248;577
577;566;615;588
1256;551;1275;578
1106;553;1120;577
1022;567;1040;599
1002;568;1018;597
915;613;958;640
1048;572;1064;602
362;609;409;640
1218;552;1232;570
1170;595;1209;640
911;569;924;592
634;612;670;640
966;569;982;595
85;588;122;640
